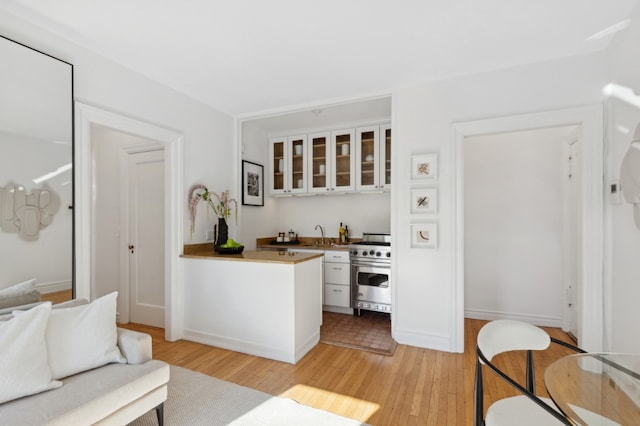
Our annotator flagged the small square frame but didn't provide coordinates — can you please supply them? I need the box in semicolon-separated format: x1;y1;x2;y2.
411;153;438;180
242;160;264;206
410;188;438;215
411;223;438;249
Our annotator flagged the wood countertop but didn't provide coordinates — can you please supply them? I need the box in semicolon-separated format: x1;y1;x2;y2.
182;244;324;264
256;236;355;251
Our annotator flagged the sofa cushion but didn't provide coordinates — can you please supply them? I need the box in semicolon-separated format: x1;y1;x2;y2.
0;302;62;404
0;278;35;296
0;278;40;310
0;360;169;425
46;291;126;379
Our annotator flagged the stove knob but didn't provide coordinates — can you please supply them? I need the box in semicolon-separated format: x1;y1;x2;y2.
375;251;381;257
369;250;375;256
386;252;391;258
351;250;357;256
362;251;367;256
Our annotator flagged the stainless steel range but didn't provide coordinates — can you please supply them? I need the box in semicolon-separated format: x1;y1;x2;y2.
350;233;391;315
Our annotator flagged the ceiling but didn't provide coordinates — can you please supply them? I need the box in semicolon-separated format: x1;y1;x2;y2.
1;0;637;117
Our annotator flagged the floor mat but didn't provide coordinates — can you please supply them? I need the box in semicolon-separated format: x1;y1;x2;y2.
320;310;397;356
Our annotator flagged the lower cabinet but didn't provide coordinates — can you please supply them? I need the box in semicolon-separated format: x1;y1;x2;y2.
323;250;352;313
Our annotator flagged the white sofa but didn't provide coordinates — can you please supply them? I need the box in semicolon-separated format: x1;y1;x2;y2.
0;295;170;425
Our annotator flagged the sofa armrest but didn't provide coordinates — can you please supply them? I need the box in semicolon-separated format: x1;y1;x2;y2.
117;328;152;364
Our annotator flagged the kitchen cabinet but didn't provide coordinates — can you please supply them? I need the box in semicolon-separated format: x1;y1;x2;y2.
307;131;331;193
330;129;356;192
269;134;307;195
269;122;389;196
355;123;391;191
323;250;352;313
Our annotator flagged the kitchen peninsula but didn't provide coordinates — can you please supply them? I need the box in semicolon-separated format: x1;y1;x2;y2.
181;244;323;364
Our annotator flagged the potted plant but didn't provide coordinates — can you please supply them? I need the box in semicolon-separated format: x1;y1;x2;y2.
188;184;242;253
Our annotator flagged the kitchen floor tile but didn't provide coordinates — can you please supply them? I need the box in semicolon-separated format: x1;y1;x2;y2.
320;310;396;356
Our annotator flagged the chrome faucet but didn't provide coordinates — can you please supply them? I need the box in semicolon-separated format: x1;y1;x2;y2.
314;224;325;246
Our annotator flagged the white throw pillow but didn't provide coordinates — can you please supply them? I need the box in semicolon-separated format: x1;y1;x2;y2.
45;291;126;379
0;302;62;404
0;278;36;296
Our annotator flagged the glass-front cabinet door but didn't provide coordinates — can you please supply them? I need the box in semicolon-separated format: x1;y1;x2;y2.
308;131;330;193
356;125;380;191
269;136;287;195
330;129;355;192
380;123;391;190
288;135;307;194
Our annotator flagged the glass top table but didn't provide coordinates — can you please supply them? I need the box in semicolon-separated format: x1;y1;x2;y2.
545;353;640;425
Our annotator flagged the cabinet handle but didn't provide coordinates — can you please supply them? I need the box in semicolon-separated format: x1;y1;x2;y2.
332;289;342;293
332;267;342;270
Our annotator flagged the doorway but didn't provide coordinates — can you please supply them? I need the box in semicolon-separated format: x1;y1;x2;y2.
463;126;579;332
91;126;165;327
451;105;604;353
75;102;183;341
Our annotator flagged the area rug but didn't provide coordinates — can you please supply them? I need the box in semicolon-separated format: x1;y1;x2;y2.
129;365;366;425
320;311;397;356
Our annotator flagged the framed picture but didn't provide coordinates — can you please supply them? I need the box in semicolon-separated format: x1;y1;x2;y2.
410;188;438;215
411;223;438;249
411;153;438;180
242;160;264;206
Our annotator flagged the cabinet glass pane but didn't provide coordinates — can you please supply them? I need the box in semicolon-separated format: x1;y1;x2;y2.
273;141;284;191
384;128;391;185
334;133;351;187
290;137;305;189
360;130;375;186
311;136;327;189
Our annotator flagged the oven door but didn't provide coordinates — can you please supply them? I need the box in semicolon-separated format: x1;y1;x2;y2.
351;263;391;306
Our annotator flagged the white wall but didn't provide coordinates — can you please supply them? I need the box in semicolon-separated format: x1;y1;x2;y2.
606;3;640;353
393;52;610;351
464;128;572;327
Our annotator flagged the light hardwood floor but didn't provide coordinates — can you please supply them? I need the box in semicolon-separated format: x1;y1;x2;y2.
42;291;575;424
121;319;575;425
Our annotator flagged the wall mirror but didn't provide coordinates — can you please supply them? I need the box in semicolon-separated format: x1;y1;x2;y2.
0;35;74;301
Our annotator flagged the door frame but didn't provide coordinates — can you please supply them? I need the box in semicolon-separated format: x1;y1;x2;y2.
75;102;184;341
119;145;165;325
451;104;604;352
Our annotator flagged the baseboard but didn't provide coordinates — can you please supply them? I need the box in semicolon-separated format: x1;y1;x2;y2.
464;308;562;328
36;281;72;294
183;328;302;364
393;326;451;352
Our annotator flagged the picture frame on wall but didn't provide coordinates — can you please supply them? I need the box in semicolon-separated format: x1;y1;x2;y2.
411;153;438;180
411;223;438;249
242;160;264;206
410;188;438;215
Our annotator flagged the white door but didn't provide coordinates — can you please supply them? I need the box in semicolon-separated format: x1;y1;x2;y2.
128;149;165;327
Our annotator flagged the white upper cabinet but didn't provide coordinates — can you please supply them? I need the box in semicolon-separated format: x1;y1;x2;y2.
269;136;287;195
288;135;307;194
355;125;380;191
356;124;391;191
269;134;307;195
269;123;388;196
330;128;356;192
307;131;331;193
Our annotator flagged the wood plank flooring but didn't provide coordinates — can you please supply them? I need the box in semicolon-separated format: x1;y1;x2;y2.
41;291;575;424
120;318;575;425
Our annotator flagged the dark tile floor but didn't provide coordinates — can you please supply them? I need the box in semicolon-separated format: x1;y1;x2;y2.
320;310;397;355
